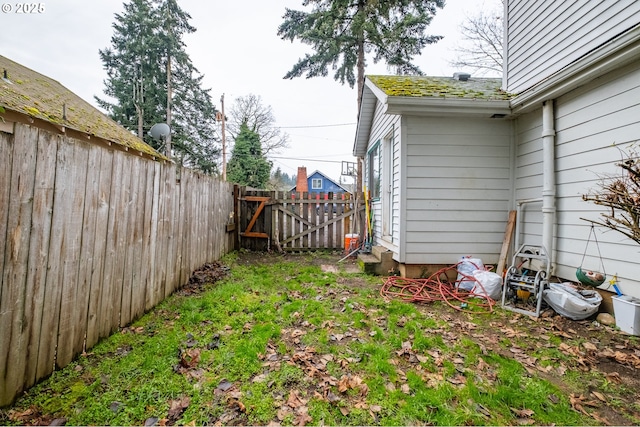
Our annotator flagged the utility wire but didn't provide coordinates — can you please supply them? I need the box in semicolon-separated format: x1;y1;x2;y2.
279;122;356;129
270;156;344;164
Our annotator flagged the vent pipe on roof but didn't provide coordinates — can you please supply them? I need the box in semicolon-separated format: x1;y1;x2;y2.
2;69;12;84
453;72;471;81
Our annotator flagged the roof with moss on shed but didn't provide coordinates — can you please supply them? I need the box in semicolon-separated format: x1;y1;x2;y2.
367;75;514;100
0;55;164;159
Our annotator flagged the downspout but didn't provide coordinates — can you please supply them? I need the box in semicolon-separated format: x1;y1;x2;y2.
542;100;556;271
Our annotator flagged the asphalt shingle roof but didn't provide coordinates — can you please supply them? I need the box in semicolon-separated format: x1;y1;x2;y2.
368;75;513;101
0;55;163;159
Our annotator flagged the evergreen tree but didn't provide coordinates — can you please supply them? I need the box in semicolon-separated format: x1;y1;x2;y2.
96;0;160;139
96;0;219;173
278;0;445;109
227;123;272;188
269;167;293;190
278;0;444;189
170;62;219;173
286;173;297;188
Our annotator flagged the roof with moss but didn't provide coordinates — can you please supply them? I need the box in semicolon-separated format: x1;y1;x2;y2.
367;75;514;101
0;55;164;159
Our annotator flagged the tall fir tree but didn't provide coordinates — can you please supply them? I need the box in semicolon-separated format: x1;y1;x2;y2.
278;0;445;109
278;0;444;190
156;0;219;173
96;0;219;173
96;0;160;139
227;123;272;188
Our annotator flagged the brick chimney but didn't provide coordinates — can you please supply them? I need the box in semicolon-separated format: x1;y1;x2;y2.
296;167;308;193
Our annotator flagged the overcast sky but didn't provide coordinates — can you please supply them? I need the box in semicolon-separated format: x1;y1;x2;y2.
1;0;500;182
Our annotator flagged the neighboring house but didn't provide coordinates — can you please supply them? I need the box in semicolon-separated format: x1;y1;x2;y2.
0;55;164;160
291;168;351;196
354;2;640;298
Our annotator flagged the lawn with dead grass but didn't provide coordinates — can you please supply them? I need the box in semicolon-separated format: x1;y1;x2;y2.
2;251;639;426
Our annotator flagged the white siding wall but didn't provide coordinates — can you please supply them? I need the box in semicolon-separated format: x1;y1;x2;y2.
553;61;640;296
505;0;640;93
365;100;401;256
402;116;513;264
513;108;544;248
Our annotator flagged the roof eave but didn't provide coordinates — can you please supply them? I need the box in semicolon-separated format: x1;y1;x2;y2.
353;78;386;157
386;97;512;118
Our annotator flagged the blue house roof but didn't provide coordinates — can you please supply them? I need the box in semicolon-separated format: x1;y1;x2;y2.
290;170;350;194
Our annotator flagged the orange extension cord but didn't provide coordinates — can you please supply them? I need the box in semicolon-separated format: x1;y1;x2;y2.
379;263;497;314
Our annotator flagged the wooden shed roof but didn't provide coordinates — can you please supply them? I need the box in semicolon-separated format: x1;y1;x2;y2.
0;55;164;159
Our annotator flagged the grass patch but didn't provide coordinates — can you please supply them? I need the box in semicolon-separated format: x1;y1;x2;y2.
2;252;637;426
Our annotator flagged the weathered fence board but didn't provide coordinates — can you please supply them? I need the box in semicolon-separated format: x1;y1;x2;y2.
131;159;150;321
0;123;235;406
154;165;169;303
37;133;66;379
0;124;37;405
164;167;178;298
56;138;89;369
147;162;162;310
0;132;11;314
114;153;133;330
238;190;364;252
85;148;113;349
120;154;137;327
75;143;101;357
24;130;57;388
100;149;123;340
178;172;191;287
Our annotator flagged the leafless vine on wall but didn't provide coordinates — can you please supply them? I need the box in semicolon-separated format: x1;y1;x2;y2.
582;146;640;244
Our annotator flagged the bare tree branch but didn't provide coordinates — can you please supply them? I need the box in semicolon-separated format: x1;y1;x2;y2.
227;94;290;157
583;145;640;245
450;1;503;76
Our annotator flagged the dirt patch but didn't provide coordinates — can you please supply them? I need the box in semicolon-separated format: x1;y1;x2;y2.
178;261;230;295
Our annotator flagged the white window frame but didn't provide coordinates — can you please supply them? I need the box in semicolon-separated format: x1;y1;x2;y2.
367;141;381;199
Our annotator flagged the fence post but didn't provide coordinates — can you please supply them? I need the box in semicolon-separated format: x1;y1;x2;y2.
233;185;240;250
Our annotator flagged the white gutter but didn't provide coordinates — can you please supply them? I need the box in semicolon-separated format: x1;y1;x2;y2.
542;100;556;272
385;97;511;118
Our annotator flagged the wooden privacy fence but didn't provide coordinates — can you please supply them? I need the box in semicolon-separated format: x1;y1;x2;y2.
0;123;235;406
237;188;365;252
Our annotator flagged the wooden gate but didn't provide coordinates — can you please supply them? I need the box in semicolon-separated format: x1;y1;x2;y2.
236;188;365;252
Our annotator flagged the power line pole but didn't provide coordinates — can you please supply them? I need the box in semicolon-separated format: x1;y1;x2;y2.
165;4;172;158
166;55;172;158
220;93;227;181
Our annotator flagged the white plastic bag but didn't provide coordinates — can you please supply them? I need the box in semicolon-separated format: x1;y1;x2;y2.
471;270;503;300
456;256;484;291
543;282;602;320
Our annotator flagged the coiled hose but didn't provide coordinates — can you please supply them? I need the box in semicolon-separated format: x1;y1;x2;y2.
379;263;497;314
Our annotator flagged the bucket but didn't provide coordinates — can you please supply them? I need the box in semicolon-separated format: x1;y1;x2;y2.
612;295;640;336
344;233;359;252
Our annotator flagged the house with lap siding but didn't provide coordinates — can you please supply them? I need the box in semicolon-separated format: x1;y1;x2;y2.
354;1;640;298
0;55;165;160
291;168;351;196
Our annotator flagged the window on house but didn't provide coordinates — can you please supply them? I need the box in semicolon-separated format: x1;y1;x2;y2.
368;142;381;199
311;178;322;190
